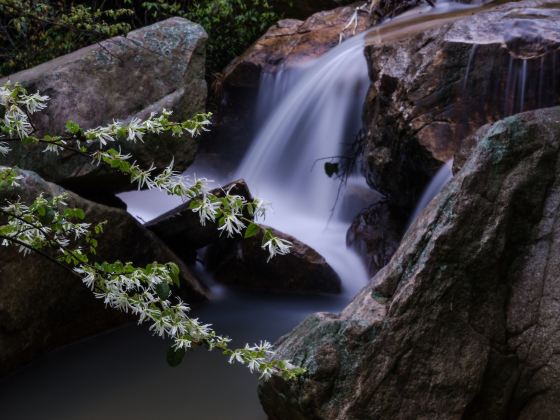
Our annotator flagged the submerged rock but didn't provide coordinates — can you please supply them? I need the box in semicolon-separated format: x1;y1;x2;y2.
259;107;560;418
0;168;207;375
207;225;342;294
0;17;207;196
363;0;560;210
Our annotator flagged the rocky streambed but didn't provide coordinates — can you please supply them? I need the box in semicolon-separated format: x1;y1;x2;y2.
0;0;560;419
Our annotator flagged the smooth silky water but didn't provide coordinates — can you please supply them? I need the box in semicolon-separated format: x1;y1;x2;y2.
0;2;510;419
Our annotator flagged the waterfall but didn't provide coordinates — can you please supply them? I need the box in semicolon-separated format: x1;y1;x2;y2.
235;33;374;296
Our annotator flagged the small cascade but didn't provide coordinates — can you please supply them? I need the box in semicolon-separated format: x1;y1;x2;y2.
409;160;453;226
463;44;478;90
520;59;528;112
501;52;560;116
237;33;370;219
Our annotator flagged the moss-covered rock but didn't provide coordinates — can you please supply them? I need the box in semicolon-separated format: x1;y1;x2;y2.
260;107;560;418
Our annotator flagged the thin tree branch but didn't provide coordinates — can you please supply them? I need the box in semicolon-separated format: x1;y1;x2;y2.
0;234;79;276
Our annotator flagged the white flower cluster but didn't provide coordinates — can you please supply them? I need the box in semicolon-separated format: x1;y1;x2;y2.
72;262;302;380
217;193;247;237
190;192;222;226
0;167;23;188
263;236;292;262
74;263;213;346
84;110;175;147
0;194;92;258
0;83;49;142
0;142;10;156
226;340;298;380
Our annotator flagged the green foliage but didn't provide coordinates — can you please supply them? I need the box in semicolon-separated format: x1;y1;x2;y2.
134;0;282;73
324;161;339;178
166;345;186;366
244;222;259;238
180;0;280;74
0;0;133;76
0;0;282;77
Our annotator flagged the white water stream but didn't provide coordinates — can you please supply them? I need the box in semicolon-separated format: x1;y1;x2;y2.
234;31;373;296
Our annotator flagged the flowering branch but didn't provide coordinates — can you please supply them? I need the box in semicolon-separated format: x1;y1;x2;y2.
0;82;301;380
0;209;302;380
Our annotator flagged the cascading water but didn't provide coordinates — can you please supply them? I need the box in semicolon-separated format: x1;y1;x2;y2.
234;32;373;296
409;160;453;226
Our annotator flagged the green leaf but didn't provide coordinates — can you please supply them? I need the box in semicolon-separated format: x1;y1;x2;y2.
65;120;81;135
38;207;55;224
167;262;180;287
244;223;259;239
155;282;171;300
116;127;127;140
166;346;186;367
324;162;339;178
263;228;274;242
74;208;85;220
188;199;201;210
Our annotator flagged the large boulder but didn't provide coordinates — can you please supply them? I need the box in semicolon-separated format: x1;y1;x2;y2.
0;168;207;375
259;107;560;418
0;17;207;196
206;225;342;294
363;0;560;210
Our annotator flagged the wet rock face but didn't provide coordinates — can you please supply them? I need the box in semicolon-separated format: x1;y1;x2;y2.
207;225;342;294
0;18;207;195
0;168;207;376
363;0;560;210
222;4;371;89
259;107;560;419
346;200;405;277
